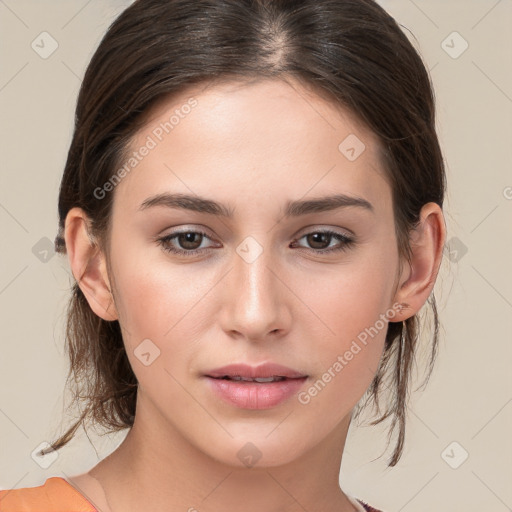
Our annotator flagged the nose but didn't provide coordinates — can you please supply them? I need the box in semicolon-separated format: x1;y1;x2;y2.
218;239;292;343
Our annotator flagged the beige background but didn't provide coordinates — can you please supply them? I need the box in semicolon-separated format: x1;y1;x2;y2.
0;1;511;511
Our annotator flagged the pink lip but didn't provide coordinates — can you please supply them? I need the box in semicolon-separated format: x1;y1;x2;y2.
204;363;308;409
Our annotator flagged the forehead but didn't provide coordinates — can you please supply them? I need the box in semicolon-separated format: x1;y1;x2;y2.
113;77;391;216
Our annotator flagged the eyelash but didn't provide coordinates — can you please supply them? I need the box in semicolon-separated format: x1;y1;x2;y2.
157;229;355;257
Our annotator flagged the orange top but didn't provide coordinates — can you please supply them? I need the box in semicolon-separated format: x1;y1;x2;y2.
0;477;97;512
0;476;384;512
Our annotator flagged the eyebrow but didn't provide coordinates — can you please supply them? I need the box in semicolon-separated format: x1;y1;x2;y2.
138;192;374;217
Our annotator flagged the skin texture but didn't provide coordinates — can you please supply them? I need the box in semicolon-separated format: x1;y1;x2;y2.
64;78;446;512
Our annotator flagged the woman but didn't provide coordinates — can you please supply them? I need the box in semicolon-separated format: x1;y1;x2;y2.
0;0;446;511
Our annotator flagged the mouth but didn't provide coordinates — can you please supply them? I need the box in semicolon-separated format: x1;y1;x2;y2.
208;375;298;383
204;363;308;409
205;362;308;380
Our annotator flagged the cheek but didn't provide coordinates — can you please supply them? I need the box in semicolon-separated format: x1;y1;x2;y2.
110;240;199;333
109;257;202;399
296;257;395;394
295;302;389;419
109;246;220;379
302;256;395;341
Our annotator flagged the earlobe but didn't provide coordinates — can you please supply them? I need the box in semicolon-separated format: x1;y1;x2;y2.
64;207;118;322
392;202;446;322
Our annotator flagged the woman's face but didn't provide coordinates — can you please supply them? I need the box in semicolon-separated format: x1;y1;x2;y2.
103;78;404;467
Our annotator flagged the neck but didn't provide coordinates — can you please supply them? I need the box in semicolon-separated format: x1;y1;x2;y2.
80;396;358;512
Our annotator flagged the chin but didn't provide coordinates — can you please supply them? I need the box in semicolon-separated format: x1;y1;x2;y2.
203;430;311;469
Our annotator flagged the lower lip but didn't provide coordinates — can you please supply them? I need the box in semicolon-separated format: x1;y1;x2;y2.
205;376;308;409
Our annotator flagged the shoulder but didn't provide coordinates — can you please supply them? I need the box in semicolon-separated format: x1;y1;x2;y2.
0;477;97;512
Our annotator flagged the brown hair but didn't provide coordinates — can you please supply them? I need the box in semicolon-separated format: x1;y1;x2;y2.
44;0;446;467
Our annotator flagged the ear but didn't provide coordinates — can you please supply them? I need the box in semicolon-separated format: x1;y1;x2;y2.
64;207;118;322
391;202;446;321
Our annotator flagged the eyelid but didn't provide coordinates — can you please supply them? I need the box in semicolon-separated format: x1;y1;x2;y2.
295;224;354;238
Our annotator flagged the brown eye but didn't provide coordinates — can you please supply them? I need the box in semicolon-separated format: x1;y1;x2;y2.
158;230;214;256
306;232;332;250
176;232;204;250
291;230;355;254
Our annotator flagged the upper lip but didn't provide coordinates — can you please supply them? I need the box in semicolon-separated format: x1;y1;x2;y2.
205;363;307;379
